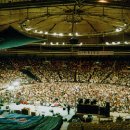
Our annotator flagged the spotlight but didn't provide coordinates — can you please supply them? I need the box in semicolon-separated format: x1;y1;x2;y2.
75;32;79;36
59;33;63;36
53;32;57;36
42;42;46;45
12;80;20;86
98;0;108;3
112;42;116;45
56;42;59;45
39;31;43;34
115;28;122;32
124;41;129;44
117;42;121;45
79;42;83;46
44;32;48;35
105;42;110;45
50;42;53;45
69;33;72;36
34;30;38;33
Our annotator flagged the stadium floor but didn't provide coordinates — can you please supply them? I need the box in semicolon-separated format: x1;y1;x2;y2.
1;103;130;130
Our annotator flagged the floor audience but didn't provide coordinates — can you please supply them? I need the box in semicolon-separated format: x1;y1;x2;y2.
0;56;129;113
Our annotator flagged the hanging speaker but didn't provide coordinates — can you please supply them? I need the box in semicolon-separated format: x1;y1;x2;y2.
69;37;79;44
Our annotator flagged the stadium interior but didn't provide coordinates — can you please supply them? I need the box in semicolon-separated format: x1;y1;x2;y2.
0;0;130;130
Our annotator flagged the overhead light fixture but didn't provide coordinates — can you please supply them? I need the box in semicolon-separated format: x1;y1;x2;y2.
62;42;65;45
26;19;30;22
75;32;79;36
38;31;43;34
79;42;83;46
69;33;72;36
42;42;46;45
115;28;122;32
53;32;57;36
124;41;129;44
50;42;53;45
44;32;48;35
25;28;32;31
56;42;59;45
98;0;108;3
105;42;110;45
59;33;63;36
112;42;116;45
117;41;121;45
34;30;38;33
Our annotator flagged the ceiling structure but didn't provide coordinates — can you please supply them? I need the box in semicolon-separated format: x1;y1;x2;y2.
20;4;129;37
0;0;130;56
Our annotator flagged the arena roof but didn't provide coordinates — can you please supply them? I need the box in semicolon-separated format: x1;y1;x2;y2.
0;0;130;55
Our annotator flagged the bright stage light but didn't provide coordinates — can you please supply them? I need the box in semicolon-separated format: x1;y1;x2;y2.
7;85;14;90
12;80;20;86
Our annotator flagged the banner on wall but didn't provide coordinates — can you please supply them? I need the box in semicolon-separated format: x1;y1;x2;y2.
77;51;114;55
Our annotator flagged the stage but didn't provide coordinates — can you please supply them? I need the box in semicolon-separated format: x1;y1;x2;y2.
1;103;130;122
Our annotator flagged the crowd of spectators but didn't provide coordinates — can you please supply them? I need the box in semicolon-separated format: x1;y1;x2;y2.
0;56;130;113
